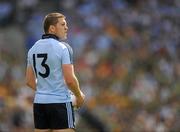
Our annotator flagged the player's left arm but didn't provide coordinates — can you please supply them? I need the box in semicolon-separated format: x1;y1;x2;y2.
26;65;36;90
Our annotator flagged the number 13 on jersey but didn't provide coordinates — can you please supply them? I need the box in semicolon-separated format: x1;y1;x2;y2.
33;53;50;78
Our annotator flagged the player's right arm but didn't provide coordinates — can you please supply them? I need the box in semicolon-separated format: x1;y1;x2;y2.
62;64;85;108
26;65;36;90
26;50;36;91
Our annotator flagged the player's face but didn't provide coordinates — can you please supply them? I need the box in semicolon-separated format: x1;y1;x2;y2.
54;18;68;40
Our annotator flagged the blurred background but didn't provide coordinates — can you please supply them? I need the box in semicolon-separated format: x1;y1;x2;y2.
0;0;179;132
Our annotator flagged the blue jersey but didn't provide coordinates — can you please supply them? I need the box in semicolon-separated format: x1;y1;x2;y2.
27;34;73;103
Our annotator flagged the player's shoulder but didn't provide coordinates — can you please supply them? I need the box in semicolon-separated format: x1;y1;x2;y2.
57;41;71;50
60;42;72;50
27;42;36;55
56;41;66;48
27;39;41;53
61;42;70;47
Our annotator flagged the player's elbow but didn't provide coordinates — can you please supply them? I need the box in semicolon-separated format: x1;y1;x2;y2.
26;79;36;90
26;80;32;88
26;82;36;90
65;79;74;86
65;78;75;87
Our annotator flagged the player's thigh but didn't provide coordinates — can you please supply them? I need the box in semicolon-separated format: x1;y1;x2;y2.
34;129;50;132
52;128;75;132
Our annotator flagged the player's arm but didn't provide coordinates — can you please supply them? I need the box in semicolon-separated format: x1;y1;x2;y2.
26;65;36;90
62;64;85;107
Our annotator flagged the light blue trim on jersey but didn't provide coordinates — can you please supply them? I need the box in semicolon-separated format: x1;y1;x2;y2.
27;38;73;103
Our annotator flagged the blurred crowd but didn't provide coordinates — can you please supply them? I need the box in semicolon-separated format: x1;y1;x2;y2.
0;0;179;131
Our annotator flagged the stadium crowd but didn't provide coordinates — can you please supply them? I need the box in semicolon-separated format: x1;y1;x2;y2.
0;0;179;131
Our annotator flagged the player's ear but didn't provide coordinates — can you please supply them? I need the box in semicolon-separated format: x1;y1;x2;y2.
49;25;56;33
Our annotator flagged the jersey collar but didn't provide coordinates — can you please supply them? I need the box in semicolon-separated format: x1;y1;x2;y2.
42;34;59;41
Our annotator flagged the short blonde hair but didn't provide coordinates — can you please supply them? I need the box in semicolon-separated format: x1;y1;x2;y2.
43;13;65;33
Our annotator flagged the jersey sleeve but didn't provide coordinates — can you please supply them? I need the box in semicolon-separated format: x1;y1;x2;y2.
62;46;73;64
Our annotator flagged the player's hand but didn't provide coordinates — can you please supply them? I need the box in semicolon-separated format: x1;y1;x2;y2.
75;91;85;108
